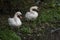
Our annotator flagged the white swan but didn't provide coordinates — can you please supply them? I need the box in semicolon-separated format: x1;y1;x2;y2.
25;6;38;20
8;12;22;28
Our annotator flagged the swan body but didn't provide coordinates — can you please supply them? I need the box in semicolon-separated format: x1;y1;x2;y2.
8;12;22;27
25;6;38;20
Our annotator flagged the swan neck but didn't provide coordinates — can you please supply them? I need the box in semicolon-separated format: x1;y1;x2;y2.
30;8;33;12
14;13;17;18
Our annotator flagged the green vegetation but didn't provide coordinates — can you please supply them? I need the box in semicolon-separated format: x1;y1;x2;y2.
0;0;60;40
0;29;21;40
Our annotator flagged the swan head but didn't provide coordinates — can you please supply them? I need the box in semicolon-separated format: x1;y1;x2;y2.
15;11;22;18
30;6;38;11
16;12;22;15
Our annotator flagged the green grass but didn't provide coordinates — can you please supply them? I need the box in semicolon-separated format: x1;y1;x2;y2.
0;6;60;40
0;0;60;40
39;7;60;22
18;6;60;40
0;29;21;40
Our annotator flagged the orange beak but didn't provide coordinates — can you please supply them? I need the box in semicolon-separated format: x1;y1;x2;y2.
18;15;22;19
20;16;22;19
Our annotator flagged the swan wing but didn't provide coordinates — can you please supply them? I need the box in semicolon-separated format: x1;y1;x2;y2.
14;18;22;26
25;12;32;19
31;11;38;17
25;11;38;20
8;18;16;26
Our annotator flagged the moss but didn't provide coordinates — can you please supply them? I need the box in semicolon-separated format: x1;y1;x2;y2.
0;29;21;40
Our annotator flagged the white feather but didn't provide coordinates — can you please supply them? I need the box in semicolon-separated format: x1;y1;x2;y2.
25;6;38;20
8;12;22;28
